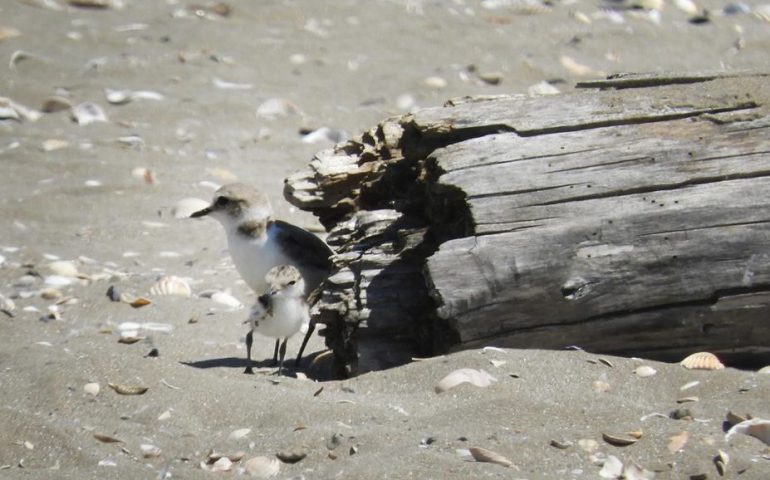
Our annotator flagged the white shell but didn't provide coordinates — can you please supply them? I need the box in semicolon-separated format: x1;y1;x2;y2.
172;197;210;219
599;455;623;479
228;428;251;440
46;260;79;277
149;276;192;297
243;456;280;478
725;418;770;446
435;368;497;393
210;291;243;309
256;98;299;118
680;352;725;370
468;446;513;468
70;102;108;125
209;457;232;472
140;444;162;458
633;365;657;377
84;382;100;396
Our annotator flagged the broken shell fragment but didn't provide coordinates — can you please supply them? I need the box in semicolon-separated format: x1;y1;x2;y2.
46;260;79;277
714;449;729;475
243;456;280;478
210;291;243;309
149;276;192;297
129;297;151;308
140;444;162;458
70;102;108;125
633;365;657;377
725;418;770;446
435;368;497;393
602;432;640;447
42;96;73;113
93;433;122;443
599;455;623;479
468;446;514;468
667;431;689;453
83;382;100;396
228;428;251;440
276;449;307;464
680;352;725;370
108;383;148;395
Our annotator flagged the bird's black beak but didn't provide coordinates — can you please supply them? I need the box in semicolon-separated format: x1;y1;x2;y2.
258;293;270;308
190;206;213;218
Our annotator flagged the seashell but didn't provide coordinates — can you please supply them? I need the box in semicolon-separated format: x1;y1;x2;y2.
41;139;70;152
623;462;656;480
210;291;243;309
207;451;245;464
41;96;73;113
118;333;143;344
209;457;232;472
680;352;724;370
47;260;79;277
680;380;700;391
754;4;770;22
40;288;63;300
593;380;610;393
726;411;748;427
243;456;280;478
469;447;513;468
560;55;601;77
602;432;640;447
70;102;108;125
158;409;172;421
725;418;770;446
714;449;729;475
44;275;76;287
1;293;16;316
599;455;623;479
140;444;161;458
0;96;41;121
69;0;112;8
549;439;572;449
276;449;307;464
633;365;657;377
149;276;192;297
105;88;131;105
435;368;497;393
674;0;699;15
108;383;148;395
84;382;100;396
256;98;299;118
228;428;251;440
130;167;156;185
424;76;447;89
301;127;347;144
93;433;122;443
129;297;151;308
758;365;770;374
667;431;689;453
213;78;253;90
172;198;210;219
577;438;599;453
676;396;699;403
0;26;21;42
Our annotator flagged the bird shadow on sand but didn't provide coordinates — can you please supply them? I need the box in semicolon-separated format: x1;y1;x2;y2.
180;351;334;381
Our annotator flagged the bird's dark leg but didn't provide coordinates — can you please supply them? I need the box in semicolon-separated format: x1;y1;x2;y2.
244;330;254;374
277;338;288;376
295;319;316;367
271;339;280;366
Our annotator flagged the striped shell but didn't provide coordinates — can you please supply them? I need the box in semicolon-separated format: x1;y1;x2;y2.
149;276;192;297
680;352;725;370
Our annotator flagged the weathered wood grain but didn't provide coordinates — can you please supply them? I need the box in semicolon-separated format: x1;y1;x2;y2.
286;72;770;376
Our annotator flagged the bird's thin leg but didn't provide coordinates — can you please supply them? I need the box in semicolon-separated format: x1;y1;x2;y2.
277;338;288;376
271;339;280;366
244;330;254;374
295;318;316;367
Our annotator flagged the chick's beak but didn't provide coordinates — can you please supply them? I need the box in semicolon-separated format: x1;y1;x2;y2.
190;205;213;218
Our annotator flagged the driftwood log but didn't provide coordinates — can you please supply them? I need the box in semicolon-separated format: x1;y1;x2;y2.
285;72;770;377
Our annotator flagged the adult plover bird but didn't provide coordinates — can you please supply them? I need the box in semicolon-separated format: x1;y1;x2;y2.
191;183;333;371
246;265;309;375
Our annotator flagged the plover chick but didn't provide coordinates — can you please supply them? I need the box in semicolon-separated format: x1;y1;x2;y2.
191;183;332;370
246;265;309;375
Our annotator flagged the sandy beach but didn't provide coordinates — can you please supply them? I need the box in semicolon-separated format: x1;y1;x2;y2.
1;0;769;478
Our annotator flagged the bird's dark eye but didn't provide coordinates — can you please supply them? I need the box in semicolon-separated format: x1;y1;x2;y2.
215;196;230;206
288;280;296;286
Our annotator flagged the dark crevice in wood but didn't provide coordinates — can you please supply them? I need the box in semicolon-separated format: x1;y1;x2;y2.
520;170;770;207
575;72;770;90
513;104;759;137
637;219;770;236
445;147;605;173
548;155;655;173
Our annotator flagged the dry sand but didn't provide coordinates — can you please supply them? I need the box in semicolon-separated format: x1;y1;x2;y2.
1;0;769;478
